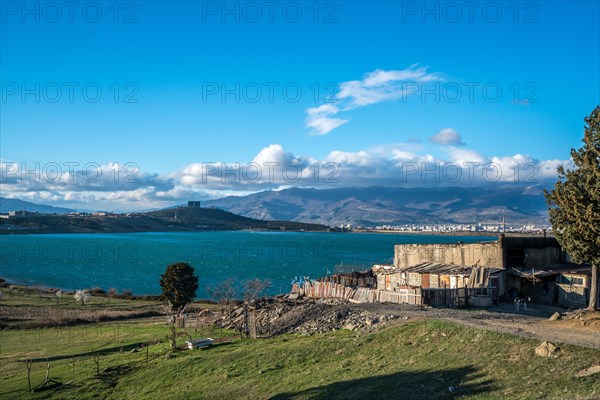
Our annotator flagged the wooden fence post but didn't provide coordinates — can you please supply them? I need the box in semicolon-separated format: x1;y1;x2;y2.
26;360;33;393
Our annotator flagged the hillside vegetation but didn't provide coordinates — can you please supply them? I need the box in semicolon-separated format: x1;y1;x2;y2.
1;289;598;399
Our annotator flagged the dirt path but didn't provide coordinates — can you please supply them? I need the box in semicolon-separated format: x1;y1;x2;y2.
226;298;600;349
381;304;600;349
442;313;600;350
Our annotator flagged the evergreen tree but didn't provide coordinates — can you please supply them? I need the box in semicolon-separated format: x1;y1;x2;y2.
160;262;199;312
544;106;600;310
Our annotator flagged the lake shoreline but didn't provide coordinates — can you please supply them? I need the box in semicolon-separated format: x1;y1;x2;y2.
359;230;550;238
0;228;547;238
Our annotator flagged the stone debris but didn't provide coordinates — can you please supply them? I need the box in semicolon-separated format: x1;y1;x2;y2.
215;295;413;336
575;365;600;377
548;312;561;321
563;310;586;320
535;341;560;357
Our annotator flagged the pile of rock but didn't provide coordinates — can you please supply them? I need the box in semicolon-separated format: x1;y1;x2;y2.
215;295;408;336
560;308;600;328
562;309;587;320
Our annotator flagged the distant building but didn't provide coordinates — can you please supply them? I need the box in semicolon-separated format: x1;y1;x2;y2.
8;210;37;217
188;201;201;208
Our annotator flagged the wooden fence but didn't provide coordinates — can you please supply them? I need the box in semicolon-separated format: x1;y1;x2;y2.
421;287;498;308
294;281;497;308
295;281;422;305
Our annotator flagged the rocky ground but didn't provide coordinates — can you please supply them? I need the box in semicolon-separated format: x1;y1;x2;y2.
216;297;415;335
215;295;600;349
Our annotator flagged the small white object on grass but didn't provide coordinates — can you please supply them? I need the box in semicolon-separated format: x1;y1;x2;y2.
74;289;91;304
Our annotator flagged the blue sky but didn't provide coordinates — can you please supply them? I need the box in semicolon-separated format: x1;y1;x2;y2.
1;1;599;210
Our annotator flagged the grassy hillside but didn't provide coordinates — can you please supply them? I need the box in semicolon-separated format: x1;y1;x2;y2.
1;317;598;399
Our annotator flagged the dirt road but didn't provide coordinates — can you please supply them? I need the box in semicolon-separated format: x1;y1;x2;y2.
222;298;600;349
361;302;600;349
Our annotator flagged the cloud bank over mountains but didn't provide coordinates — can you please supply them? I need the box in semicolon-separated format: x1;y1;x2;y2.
1;135;570;211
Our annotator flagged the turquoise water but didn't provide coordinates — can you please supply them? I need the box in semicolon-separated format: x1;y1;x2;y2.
0;231;495;298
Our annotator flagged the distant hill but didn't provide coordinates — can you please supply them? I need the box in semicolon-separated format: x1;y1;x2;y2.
0;205;330;234
0;197;76;214
203;185;550;227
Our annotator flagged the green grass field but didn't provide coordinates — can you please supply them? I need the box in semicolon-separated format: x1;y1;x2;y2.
1;316;599;400
1;286;599;399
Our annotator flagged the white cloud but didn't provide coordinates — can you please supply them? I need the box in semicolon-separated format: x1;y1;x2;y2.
252;144;296;165
391;149;417;161
447;147;488;165
1;144;569;211
430;128;465;146
338;65;442;107
305;65;443;135
305;104;349;135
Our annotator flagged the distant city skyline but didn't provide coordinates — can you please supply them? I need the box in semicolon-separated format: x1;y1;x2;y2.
1;1;599;211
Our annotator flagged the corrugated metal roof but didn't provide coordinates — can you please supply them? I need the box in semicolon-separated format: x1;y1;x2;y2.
508;263;591;278
403;262;472;274
374;263;503;276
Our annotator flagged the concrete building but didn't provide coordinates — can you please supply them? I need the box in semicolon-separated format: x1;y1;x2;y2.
394;240;503;270
188;201;201;208
393;236;562;271
378;235;597;309
300;235;597;310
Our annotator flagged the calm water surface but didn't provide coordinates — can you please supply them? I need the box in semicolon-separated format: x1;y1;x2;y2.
0;231;495;297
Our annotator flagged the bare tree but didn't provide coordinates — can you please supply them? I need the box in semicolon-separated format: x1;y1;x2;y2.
208;278;238;322
161;301;189;350
107;288;117;301
243;278;271;303
242;278;271;337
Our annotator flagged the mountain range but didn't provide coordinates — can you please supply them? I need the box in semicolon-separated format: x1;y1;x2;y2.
203;185;550;227
0;198;76;214
1;184;551;227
